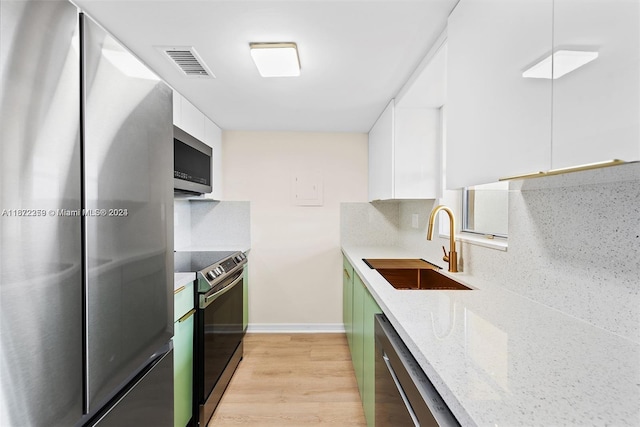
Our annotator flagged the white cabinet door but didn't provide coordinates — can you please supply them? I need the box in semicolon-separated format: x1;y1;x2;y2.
446;0;553;188
368;98;441;201
368;100;394;201
173;89;220;197
393;107;440;199
552;0;640;169
172;90;182;128
204;117;222;200
173;90;206;143
180;97;205;142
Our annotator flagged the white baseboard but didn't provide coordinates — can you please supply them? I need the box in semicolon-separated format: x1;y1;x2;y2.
247;323;345;334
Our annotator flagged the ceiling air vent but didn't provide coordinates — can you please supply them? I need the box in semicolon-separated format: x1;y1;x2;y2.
159;46;214;78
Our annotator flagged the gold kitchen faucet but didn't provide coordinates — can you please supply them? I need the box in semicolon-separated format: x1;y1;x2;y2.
426;205;458;273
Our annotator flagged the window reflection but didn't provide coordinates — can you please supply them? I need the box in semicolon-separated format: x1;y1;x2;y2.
463;181;509;237
465;309;510;398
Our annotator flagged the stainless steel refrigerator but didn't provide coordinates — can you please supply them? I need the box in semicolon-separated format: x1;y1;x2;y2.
1;1;174;425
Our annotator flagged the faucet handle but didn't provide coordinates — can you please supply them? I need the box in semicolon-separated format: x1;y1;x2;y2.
442;246;450;263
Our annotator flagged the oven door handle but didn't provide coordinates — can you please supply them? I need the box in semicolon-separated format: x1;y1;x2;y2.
200;273;243;309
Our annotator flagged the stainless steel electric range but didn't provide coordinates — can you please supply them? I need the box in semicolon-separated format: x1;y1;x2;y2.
174;250;247;427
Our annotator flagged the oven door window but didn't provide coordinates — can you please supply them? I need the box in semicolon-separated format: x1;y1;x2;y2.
201;276;243;397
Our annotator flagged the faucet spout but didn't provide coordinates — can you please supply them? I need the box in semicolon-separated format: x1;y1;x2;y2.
426;205;458;273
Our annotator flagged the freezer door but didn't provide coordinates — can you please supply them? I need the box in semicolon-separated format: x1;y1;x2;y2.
88;348;174;427
0;1;83;426
82;14;174;413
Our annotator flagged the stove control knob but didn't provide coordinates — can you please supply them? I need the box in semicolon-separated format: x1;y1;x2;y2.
206;271;216;280
216;266;224;275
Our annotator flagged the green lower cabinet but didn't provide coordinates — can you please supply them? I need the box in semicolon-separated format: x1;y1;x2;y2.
174;309;194;427
343;256;354;351
343;257;382;427
362;288;382;426
352;274;365;399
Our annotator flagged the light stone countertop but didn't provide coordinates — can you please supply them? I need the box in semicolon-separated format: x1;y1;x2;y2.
342;245;640;427
174;272;196;291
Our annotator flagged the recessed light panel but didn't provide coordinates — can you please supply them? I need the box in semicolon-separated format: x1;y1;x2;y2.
250;42;300;77
523;50;598;79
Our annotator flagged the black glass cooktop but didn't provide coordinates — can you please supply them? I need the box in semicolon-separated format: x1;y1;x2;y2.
174;251;237;273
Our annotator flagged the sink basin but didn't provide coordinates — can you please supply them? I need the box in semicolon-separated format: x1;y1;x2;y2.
377;268;471;290
363;258;471;290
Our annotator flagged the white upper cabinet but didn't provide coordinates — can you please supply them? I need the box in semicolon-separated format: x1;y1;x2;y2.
172;90;183;129
179;97;206;143
368;44;445;201
551;0;640;169
446;0;553;188
368;101;442;201
393;107;440;199
447;0;639;189
173;88;205;142
204;117;222;200
368;100;395;201
173;89;222;198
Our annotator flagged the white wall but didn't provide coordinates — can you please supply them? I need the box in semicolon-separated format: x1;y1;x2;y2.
222;130;368;330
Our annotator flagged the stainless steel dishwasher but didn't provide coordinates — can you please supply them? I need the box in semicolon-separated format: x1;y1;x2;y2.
374;314;460;427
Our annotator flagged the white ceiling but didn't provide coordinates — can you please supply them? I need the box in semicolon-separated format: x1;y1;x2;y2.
73;0;458;132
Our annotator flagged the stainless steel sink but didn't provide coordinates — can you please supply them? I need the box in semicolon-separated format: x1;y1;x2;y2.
364;258;472;290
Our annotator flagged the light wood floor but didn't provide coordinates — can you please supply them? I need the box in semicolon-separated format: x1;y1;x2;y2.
208;333;367;426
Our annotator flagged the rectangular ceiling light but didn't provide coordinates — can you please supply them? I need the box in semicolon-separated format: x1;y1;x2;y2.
250;42;300;77
523;50;598;79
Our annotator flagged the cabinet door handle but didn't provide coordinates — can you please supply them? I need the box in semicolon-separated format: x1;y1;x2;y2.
343;268;351;280
178;308;195;323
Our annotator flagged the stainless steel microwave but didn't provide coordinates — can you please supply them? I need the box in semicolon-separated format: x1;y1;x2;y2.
174;126;212;194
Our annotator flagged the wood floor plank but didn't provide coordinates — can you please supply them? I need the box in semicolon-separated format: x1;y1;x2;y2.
208;333;367;426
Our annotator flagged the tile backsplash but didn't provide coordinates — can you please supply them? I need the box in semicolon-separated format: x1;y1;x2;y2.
341;162;639;343
340;201;400;247
174;199;250;251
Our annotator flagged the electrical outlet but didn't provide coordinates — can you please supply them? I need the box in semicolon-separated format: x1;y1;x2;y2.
411;213;419;229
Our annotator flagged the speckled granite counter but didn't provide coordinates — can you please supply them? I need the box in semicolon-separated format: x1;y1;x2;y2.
174;272;196;291
342;245;639;427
